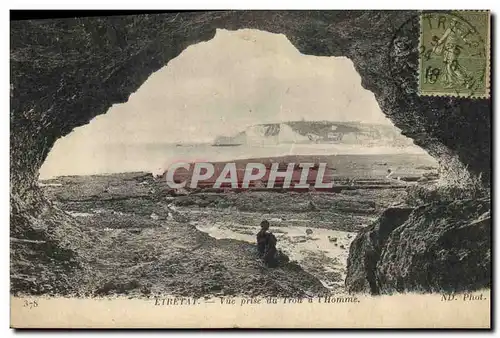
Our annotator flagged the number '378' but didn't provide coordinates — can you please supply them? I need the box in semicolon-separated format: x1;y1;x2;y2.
23;300;38;309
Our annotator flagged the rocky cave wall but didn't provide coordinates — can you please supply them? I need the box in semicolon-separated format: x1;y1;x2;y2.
10;11;491;294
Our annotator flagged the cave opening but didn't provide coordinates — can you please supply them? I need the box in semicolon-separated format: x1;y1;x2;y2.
32;28;443;295
10;12;490;300
10;7;492;301
39;28;437;180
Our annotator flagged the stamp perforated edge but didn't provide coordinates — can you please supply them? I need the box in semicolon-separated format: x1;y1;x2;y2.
417;10;491;99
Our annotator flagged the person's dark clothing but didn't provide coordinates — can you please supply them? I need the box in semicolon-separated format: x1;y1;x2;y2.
256;230;278;265
256;229;269;255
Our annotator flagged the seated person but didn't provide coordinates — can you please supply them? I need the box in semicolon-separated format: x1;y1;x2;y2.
256;220;277;265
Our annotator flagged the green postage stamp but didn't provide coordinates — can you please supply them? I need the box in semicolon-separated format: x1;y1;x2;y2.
419;11;490;98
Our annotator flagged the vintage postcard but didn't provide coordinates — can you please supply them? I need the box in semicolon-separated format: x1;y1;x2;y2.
10;10;491;329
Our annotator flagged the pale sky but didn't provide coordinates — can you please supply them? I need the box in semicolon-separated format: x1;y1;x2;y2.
39;28;400;179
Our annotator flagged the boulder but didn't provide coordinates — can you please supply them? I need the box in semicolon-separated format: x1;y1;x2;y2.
376;199;491;293
345;207;414;294
346;199;491;294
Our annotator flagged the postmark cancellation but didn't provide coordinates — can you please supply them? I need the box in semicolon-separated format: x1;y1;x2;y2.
419;11;490;98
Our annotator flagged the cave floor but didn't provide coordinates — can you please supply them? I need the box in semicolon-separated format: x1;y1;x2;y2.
26;169;428;298
9;153;440;298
